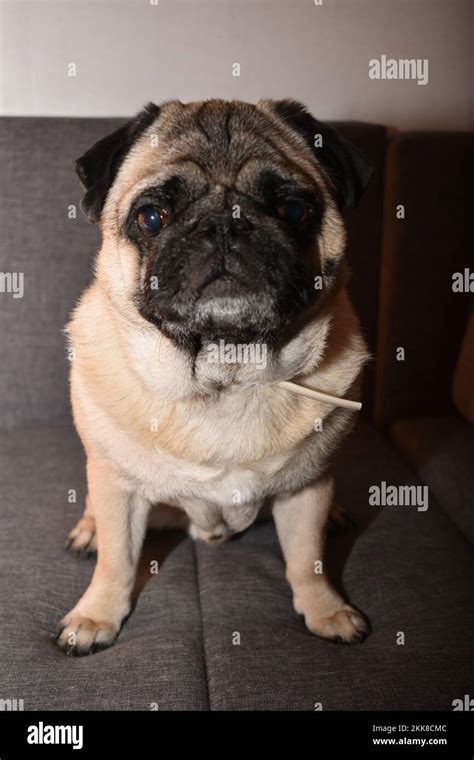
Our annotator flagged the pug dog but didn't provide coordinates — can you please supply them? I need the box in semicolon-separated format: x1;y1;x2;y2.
57;99;372;655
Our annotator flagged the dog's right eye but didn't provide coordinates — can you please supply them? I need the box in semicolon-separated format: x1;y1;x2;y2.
276;200;309;225
136;205;169;235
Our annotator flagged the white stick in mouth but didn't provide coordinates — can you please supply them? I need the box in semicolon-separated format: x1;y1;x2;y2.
275;381;362;411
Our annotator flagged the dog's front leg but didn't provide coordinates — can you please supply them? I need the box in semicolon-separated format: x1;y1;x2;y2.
56;458;149;655
273;473;369;643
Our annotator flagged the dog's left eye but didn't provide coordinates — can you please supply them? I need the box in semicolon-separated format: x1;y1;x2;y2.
276;201;309;225
136;205;169;235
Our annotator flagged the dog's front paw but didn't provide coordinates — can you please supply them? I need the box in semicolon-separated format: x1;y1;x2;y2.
305;605;369;643
55;612;119;656
66;515;97;557
294;588;370;643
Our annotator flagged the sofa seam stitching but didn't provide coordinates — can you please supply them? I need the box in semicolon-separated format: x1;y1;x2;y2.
191;540;212;711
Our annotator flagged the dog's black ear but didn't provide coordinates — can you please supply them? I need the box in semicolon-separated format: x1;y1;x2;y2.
272;99;373;208
75;102;160;223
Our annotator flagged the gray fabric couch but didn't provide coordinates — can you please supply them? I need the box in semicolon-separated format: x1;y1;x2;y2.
0;117;472;711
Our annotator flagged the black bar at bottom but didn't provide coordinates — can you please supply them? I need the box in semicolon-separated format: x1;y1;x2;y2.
0;710;472;757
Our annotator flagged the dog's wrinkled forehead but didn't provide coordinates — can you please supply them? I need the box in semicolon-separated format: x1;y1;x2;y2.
76;98;373;225
156;100;282;170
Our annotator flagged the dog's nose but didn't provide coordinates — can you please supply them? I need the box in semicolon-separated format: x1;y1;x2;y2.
198;212;251;252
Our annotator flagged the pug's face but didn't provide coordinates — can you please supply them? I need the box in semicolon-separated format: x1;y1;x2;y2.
77;100;372;350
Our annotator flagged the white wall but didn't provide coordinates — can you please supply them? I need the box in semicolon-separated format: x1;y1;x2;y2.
0;0;472;130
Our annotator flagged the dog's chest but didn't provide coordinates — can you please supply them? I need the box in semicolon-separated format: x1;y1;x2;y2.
106;386;323;514
135;444;290;534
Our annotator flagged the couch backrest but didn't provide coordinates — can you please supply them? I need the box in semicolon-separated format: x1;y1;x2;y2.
0;117;119;428
374;131;473;427
335;122;388;408
0;117;387;428
453;309;474;424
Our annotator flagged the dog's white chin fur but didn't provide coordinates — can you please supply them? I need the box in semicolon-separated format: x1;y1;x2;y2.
118;296;333;401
